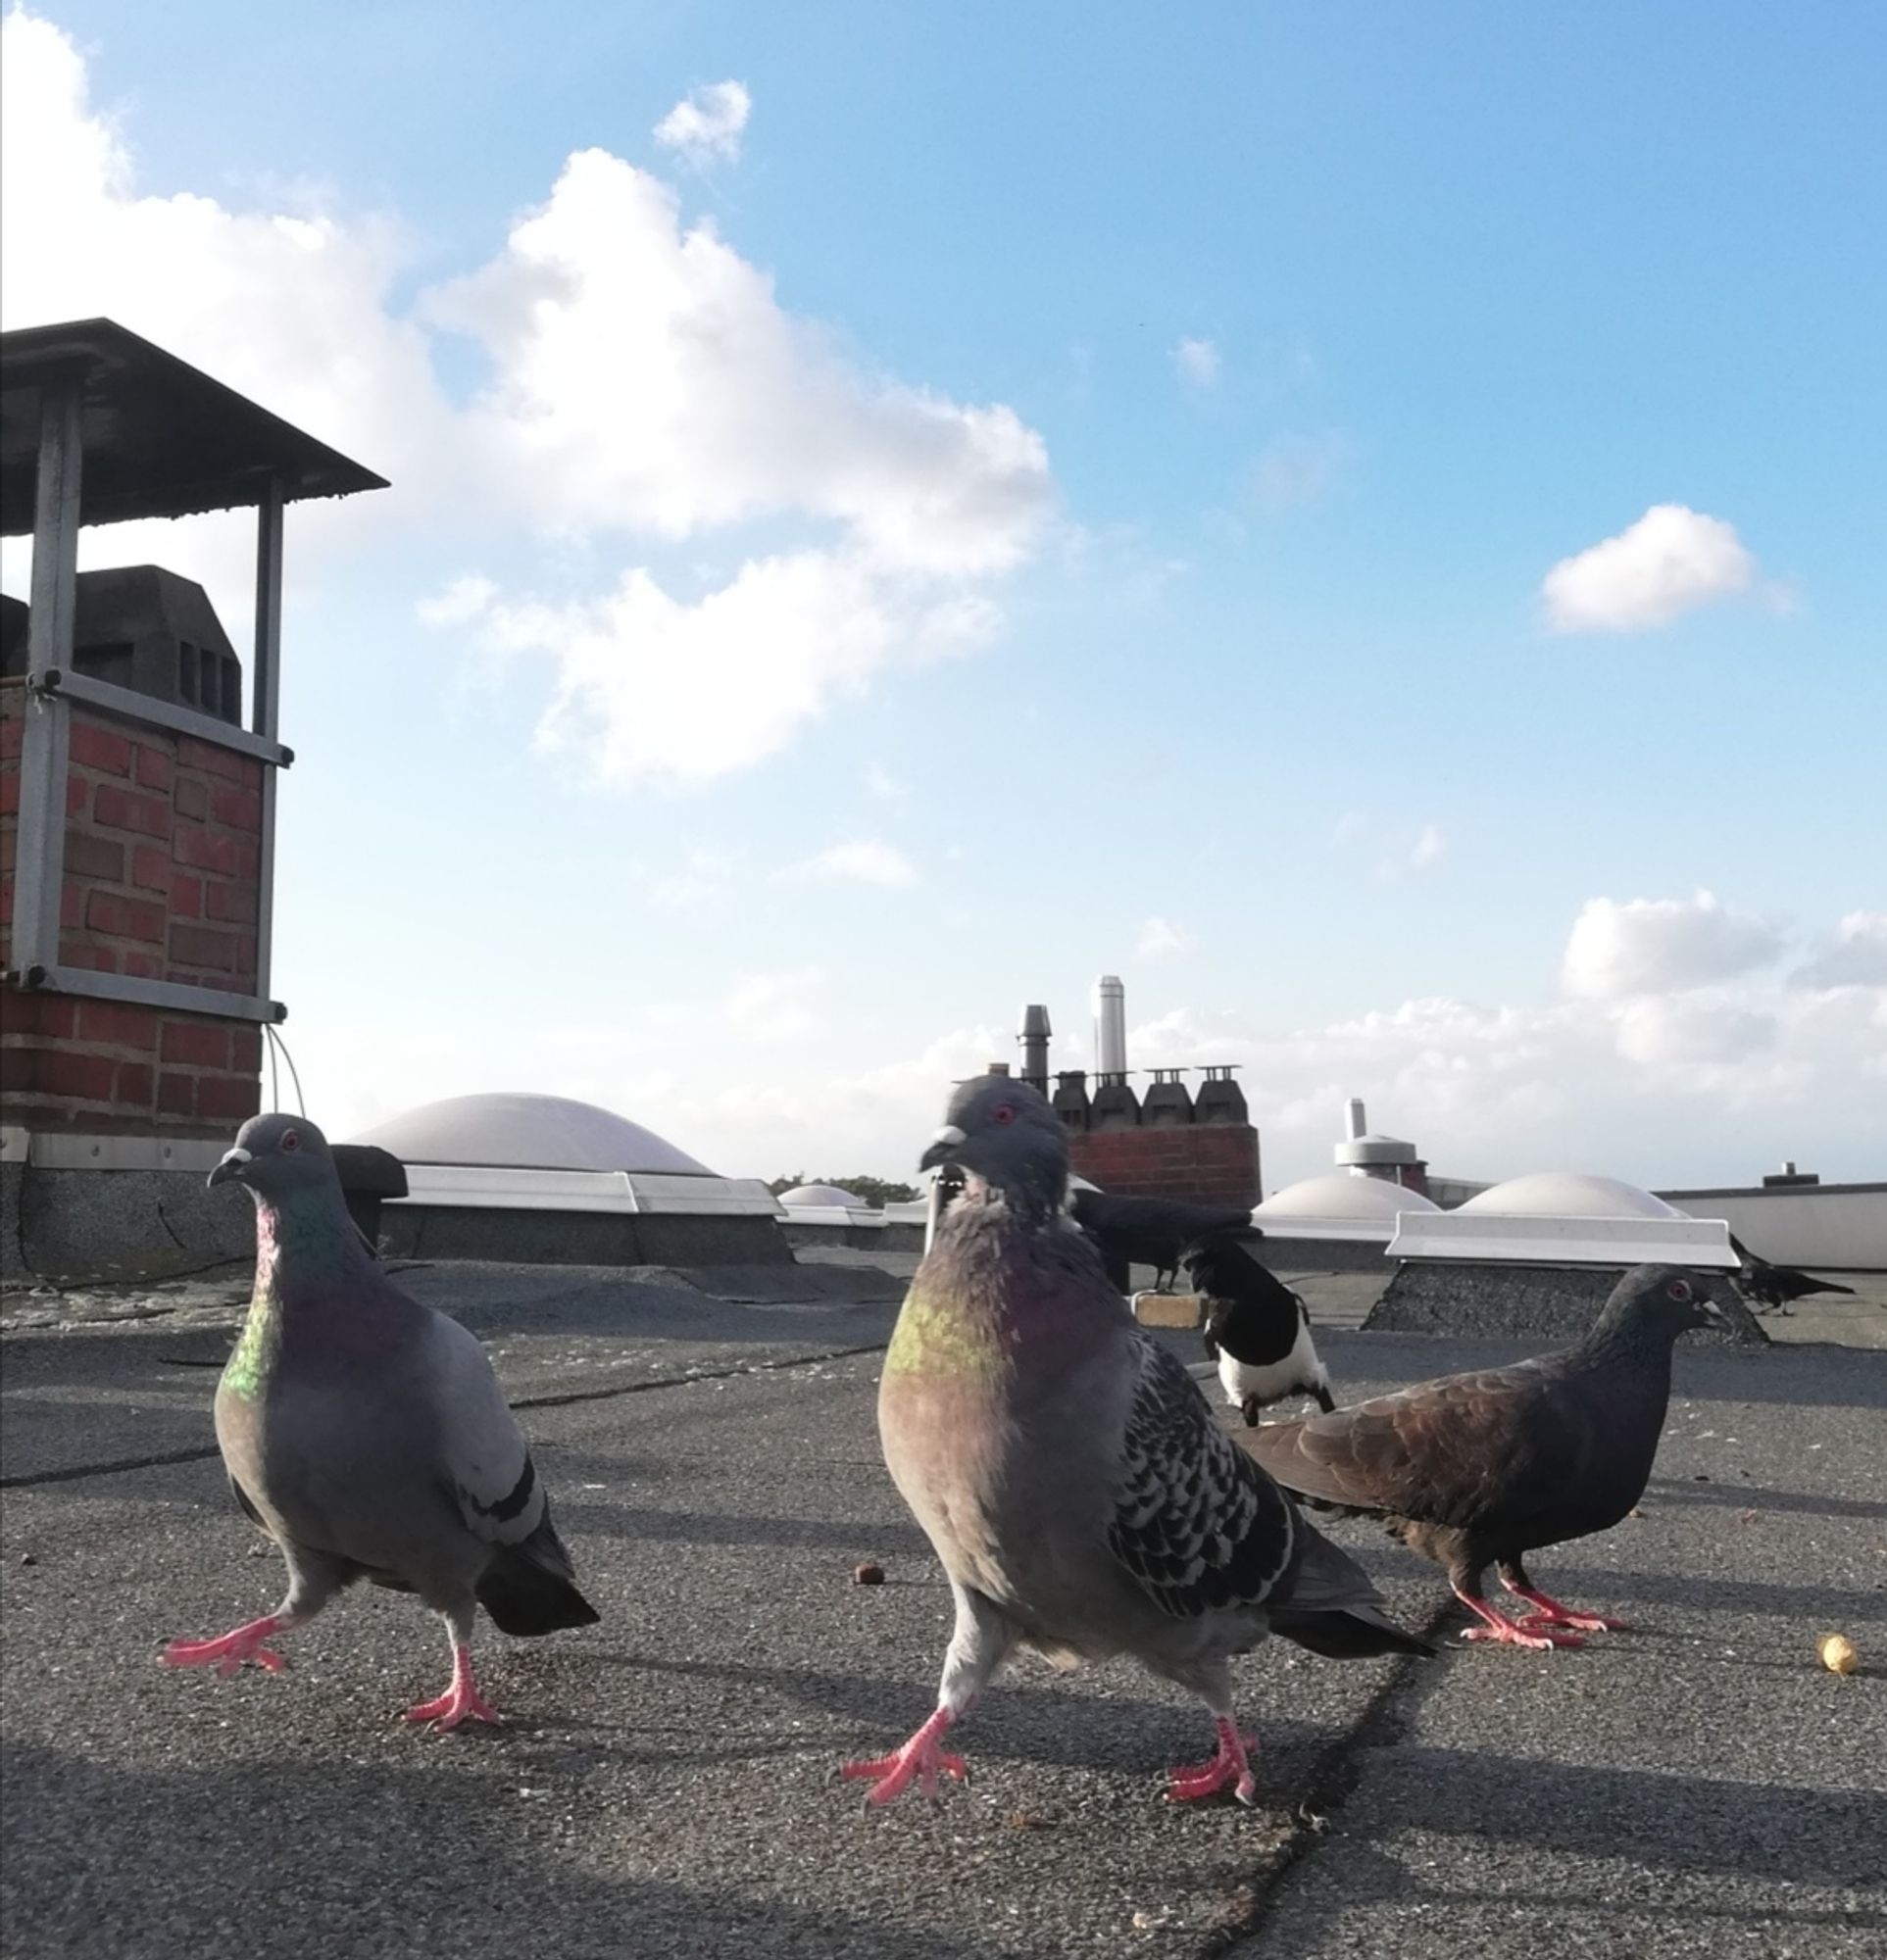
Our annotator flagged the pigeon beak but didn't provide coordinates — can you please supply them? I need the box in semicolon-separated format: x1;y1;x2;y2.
207;1147;252;1190
918;1124;968;1174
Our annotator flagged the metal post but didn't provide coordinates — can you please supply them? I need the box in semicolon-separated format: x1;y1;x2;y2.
11;381;84;981
251;477;284;1001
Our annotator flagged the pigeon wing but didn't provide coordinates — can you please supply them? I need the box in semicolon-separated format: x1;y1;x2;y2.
1108;1336;1299;1618
420;1310;549;1548
1240;1361;1564;1530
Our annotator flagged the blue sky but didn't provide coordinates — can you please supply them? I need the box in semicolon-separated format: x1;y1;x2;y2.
4;3;1883;1186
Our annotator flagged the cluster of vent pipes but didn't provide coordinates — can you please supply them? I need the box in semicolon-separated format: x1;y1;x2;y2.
1016;975;1124;1093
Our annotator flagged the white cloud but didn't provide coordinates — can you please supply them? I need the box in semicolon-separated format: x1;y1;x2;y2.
724;969;820;1043
777;840;919;889
3;15;1052;790
653;80;752;164
634;846;741;913
1174;337;1220;387
1332;809;1448;879
1134;916;1193;962
416;574;498;627
441;552;997;784
863;762;907;800
1542;504;1758;633
1250;431;1351;514
1563;890;1782;1000
1613;995;1776;1067
1793;911;1887;990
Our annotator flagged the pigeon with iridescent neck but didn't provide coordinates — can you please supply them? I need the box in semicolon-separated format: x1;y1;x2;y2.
844;1078;1432;1809
164;1113;598;1728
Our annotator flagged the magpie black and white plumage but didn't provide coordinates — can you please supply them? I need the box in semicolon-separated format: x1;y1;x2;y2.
1068;1189;1255;1293
1185;1233;1336;1423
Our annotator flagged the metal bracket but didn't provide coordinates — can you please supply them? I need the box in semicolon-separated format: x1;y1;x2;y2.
12;961;285;1025
30;667;293;767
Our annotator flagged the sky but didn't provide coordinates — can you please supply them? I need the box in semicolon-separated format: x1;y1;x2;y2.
3;2;1883;1190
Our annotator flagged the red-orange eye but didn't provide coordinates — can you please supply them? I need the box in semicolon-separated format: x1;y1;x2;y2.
280;1130;301;1153
992;1104;1017;1125
1667;1278;1692;1301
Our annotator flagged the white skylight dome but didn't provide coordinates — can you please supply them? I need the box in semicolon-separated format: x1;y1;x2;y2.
1458;1173;1682;1220
778;1183;869;1208
1257;1173;1441;1221
345;1093;774;1219
349;1092;715;1176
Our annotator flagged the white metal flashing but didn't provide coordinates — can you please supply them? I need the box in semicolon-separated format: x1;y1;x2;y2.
389;1163;778;1217
1386;1210;1739;1268
9;1131;228;1172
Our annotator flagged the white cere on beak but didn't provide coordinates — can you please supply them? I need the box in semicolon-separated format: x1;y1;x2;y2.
223;1147;253;1165
929;1124;967;1149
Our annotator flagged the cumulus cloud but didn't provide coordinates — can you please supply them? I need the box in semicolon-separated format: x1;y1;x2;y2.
1174;337;1220;387
724;969;820;1043
777;840;919;889
1134;916;1193;962
1563;891;1781;1000
1542;504;1758;633
1409;823;1447;872
1250;431;1351;514
1792;911;1887;990
653;80;752;164
3;14;1053;789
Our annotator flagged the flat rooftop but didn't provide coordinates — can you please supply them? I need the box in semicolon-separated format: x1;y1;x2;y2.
3;1257;1883;1958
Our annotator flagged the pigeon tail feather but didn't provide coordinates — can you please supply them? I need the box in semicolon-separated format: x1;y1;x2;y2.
474;1518;600;1636
1269;1521;1436;1659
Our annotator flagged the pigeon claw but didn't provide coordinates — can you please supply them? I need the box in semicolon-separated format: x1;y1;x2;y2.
161;1614;288;1678
401;1643;502;1734
840;1709;968;1806
402;1685;501;1733
1461;1621;1584;1651
1506;1588;1628;1634
1165;1719;1260;1806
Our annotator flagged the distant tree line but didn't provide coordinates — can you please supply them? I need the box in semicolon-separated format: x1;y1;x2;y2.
767;1173;920;1207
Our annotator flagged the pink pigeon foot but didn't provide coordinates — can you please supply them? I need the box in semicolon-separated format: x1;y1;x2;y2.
839;1707;968;1805
1455;1591;1584;1650
1505;1585;1628;1633
401;1645;501;1733
162;1613;289;1679
1165;1718;1259;1805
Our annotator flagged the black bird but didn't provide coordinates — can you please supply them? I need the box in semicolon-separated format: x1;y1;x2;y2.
1241;1265;1727;1650
1728;1233;1856;1316
1185;1233;1336;1423
1068;1189;1255;1293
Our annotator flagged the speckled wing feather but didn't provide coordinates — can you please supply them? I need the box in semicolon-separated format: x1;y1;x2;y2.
1241;1360;1564;1527
1108;1336;1298;1618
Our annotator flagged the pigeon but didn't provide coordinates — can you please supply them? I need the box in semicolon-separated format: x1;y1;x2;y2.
164;1113;598;1728
1068;1188;1256;1293
1185;1234;1337;1423
844;1079;1432;1809
1239;1265;1728;1650
1728;1233;1856;1316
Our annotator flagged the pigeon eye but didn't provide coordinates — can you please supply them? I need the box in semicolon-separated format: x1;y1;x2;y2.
1667;1278;1692;1301
992;1104;1018;1126
280;1130;302;1154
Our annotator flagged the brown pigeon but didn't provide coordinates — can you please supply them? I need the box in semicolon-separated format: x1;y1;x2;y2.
1239;1265;1727;1649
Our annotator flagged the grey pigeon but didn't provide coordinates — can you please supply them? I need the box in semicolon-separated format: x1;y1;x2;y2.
844;1079;1432;1808
164;1113;598;1728
1068;1188;1256;1293
1185;1234;1337;1422
1241;1265;1727;1649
